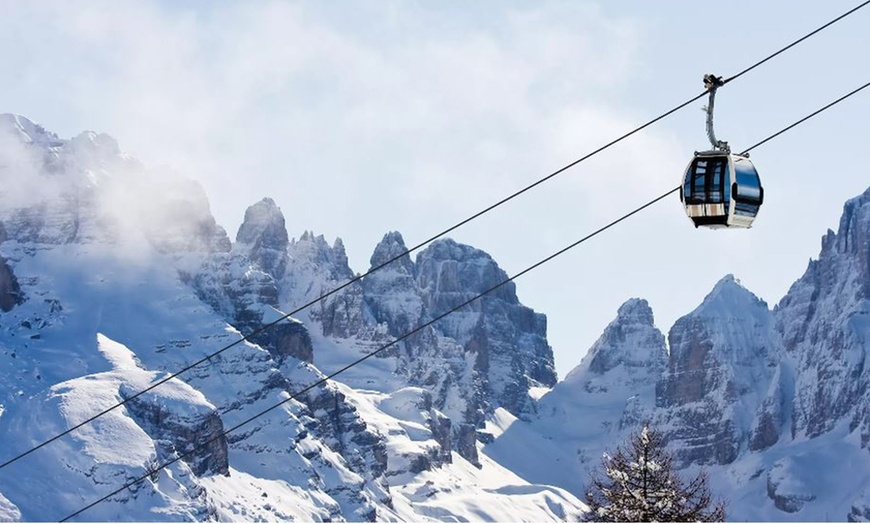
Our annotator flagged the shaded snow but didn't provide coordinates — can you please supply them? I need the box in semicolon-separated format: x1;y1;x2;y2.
0;491;20;522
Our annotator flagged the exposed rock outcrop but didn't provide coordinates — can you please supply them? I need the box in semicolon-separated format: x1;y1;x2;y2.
775;187;870;443
364;231;422;338
766;458;816;513
0;222;22;312
416;238;556;419
532;297;667;482
120;379;229;476
235;198;289;279
284;232;370;340
656;275;778;467
567;298;667;390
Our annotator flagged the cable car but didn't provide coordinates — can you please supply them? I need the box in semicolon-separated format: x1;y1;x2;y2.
680;75;764;229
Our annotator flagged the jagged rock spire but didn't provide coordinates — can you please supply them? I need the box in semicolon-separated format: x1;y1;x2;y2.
236;198;289;278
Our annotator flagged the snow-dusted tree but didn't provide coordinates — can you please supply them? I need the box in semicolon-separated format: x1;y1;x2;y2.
584;426;725;522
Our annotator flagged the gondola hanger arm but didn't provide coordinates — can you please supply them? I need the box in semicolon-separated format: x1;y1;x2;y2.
703;73;731;153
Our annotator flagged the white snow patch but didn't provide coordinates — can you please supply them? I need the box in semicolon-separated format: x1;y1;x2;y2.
200;468;338;522
0;491;21;522
96;332;142;370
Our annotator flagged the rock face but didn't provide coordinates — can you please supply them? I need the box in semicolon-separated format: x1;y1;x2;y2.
192;253;314;365
0;114;231;253
120;380;229;477
656;275;778;466
284;231;368;340
0;222;22;312
527;298;667;492
570;298;666;386
235;198;289;279
416;238;557;417
364;232;424;339
562;299;667;431
279;230;557;464
360;234;557;463
774;186;870;443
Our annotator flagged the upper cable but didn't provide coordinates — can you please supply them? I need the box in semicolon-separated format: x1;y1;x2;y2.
62;74;870;521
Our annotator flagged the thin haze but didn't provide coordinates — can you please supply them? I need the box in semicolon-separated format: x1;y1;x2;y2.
1;1;868;378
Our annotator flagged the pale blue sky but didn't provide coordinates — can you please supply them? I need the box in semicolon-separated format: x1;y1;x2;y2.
2;1;868;378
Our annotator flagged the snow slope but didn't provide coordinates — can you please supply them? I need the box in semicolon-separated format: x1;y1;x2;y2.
0;114;586;521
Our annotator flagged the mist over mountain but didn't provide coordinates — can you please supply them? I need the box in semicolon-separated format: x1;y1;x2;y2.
1;114;869;521
0;115;577;521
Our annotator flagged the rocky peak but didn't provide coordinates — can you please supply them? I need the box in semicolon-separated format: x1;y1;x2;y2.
568;298;666;380
773;186;870;442
656;274;778;466
615;297;656;324
332;237;350;275
827;186;870;258
0;115;231;254
661;275;775;403
288;231;354;282
370;231;414;275
533;299;667;481
236;198;288;247
416;238;516;304
66;131;121;161
416;238;555;419
363;231;423;337
0;114;63;148
282;231;363;339
235;198;289;278
693;274;767;318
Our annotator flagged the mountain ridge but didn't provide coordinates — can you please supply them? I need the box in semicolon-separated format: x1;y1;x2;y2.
3;113;870;521
0;114;581;521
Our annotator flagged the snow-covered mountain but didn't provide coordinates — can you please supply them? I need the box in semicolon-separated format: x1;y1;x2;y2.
489;187;870;520
0;115;581;522
3;113;870;522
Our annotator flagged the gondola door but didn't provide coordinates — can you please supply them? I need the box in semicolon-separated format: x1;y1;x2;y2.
683;154;730;227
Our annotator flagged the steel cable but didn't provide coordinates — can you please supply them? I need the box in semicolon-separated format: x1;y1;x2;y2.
61;76;870;521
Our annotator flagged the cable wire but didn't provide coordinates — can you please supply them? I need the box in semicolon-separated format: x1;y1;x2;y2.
723;0;870;85
60;187;678;523
61;77;870;521
0;94;708;474
4;0;868;475
740;80;870;154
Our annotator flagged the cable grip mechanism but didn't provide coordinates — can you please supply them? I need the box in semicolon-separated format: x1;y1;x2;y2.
702;74;730;152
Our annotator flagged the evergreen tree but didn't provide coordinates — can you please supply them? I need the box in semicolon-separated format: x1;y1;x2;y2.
584;426;726;522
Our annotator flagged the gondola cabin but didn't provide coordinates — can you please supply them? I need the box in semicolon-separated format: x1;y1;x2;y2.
680;151;763;229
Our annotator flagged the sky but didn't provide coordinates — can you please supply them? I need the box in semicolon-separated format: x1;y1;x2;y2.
1;0;869;378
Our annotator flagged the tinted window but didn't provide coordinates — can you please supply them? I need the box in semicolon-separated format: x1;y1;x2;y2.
685;157;728;205
709;160;725;203
734;159;761;201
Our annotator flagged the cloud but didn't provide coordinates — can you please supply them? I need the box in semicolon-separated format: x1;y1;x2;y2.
0;2;675;251
1;0;697;377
